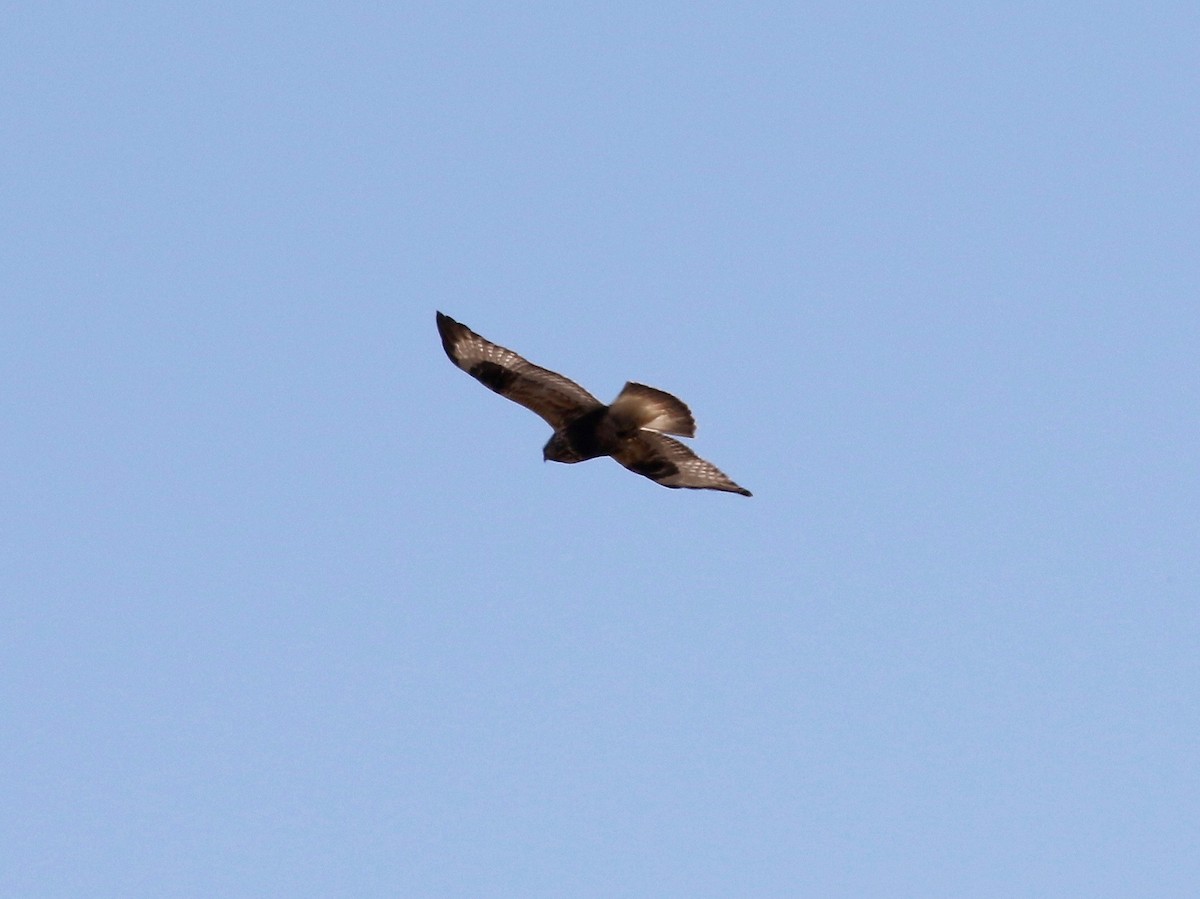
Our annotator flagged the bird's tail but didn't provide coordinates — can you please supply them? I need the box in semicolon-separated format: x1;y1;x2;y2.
609;382;696;437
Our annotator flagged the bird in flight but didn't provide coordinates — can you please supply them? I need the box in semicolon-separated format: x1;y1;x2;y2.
436;312;751;496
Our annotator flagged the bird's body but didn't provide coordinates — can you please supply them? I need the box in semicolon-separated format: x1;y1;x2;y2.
436;312;751;496
548;406;614;463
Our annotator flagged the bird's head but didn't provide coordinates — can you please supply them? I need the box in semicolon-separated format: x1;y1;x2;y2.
542;433;580;464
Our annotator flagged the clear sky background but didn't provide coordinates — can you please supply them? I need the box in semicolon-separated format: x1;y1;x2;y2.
4;3;1197;896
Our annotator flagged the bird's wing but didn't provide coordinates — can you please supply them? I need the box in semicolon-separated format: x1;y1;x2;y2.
436;312;601;429
612;431;751;496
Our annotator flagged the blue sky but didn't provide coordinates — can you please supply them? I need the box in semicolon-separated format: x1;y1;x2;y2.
4;3;1197;896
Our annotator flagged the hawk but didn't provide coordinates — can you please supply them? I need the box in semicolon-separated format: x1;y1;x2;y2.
436;311;751;496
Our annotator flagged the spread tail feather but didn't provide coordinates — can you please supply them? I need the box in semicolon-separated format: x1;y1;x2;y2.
608;382;696;437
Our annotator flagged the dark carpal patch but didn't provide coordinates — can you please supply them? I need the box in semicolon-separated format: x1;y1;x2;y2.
629;458;678;481
470;361;518;393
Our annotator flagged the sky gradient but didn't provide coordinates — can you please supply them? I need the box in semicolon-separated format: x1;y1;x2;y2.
5;3;1198;896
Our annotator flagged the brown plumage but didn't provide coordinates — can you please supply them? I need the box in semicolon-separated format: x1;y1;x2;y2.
436;312;751;496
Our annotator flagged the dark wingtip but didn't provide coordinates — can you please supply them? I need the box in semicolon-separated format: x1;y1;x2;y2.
436;311;462;361
738;488;753;497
